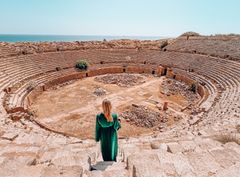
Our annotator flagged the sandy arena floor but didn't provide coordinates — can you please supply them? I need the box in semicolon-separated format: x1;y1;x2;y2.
30;74;192;139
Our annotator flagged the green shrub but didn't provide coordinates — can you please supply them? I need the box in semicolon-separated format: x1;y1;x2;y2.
180;32;200;37
160;40;168;49
190;82;198;93
75;60;89;70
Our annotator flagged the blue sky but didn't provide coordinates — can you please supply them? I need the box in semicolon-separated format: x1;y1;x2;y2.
0;0;239;37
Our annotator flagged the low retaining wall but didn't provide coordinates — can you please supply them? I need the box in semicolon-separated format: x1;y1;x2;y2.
175;74;194;85
6;107;27;114
8;64;208;115
25;65;166;108
44;72;86;90
197;85;205;98
174;73;207;108
126;65;164;76
87;66;124;77
166;68;175;78
27;85;46;106
2;64;212;140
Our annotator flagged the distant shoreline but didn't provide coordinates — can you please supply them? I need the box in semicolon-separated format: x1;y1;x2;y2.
0;34;168;42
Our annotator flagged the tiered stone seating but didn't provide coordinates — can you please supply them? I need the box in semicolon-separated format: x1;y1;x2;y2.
1;47;239;118
5;68;77;113
165;36;240;61
67;49;141;65
194;61;240;133
118;135;240;177
1;113;239;177
0;55;44;90
0;43;19;58
0;123;98;177
0;39;240;176
172;68;218;111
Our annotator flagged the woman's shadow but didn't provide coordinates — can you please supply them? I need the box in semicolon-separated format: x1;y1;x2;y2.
90;161;114;171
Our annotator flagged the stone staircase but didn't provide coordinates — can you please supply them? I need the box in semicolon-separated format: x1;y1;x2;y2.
1;115;240;177
0;117;97;177
120;136;240;177
88;161;128;177
87;143;129;177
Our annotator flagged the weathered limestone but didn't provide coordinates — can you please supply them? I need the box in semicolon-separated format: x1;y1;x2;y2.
166;68;175;78
127;151;168;177
156;66;165;76
166;35;240;61
163;102;168;111
1;132;18;141
89;161;128;177
0;165;83;177
0;36;240;176
123;138;240;177
0;124;240;177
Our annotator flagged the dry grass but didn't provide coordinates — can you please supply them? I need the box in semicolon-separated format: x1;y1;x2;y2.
214;133;240;145
236;125;240;133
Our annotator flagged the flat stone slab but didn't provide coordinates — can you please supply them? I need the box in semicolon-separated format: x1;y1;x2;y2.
0;164;83;177
1;132;18;141
91;161;115;171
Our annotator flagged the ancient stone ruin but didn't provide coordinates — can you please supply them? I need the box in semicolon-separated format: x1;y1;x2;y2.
94;73;145;87
0;35;240;176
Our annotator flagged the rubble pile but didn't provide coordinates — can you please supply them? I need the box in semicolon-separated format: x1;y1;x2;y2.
161;78;200;102
95;74;145;87
93;87;106;96
120;105;167;128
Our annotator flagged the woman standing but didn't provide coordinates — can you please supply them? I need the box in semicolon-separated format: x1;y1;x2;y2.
95;99;121;161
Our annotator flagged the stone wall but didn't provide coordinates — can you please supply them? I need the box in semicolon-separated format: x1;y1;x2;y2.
175;74;194;85
166;68;175;78
87;66;124;77
27;85;45;106
174;73;207;107
24;65;207;115
44;72;86;89
25;65;162;110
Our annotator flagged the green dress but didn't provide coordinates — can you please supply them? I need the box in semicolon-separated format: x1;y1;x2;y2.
95;113;121;161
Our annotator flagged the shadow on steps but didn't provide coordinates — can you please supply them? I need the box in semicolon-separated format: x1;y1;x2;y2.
90;161;114;171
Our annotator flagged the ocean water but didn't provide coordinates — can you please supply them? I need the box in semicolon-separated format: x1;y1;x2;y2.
0;34;164;42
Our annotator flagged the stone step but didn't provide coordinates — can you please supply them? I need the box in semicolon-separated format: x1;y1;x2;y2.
0;164;83;177
224;142;240;154
209;148;240;168
157;149;197;177
38;149;95;171
193;137;224;152
87;144;128;177
185;151;223;176
213;162;240;177
127;150;169;177
126;149;198;177
89;161;128;177
120;136;240;176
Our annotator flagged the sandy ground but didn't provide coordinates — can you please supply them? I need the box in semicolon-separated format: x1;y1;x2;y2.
30;74;191;139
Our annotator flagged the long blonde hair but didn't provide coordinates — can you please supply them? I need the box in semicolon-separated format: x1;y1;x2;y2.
102;99;113;122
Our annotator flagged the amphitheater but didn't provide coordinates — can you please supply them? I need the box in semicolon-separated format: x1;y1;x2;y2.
0;34;240;177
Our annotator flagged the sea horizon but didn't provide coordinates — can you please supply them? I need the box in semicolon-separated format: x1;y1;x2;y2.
0;34;169;43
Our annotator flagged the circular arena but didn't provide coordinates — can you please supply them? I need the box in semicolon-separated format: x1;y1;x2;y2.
0;35;240;176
